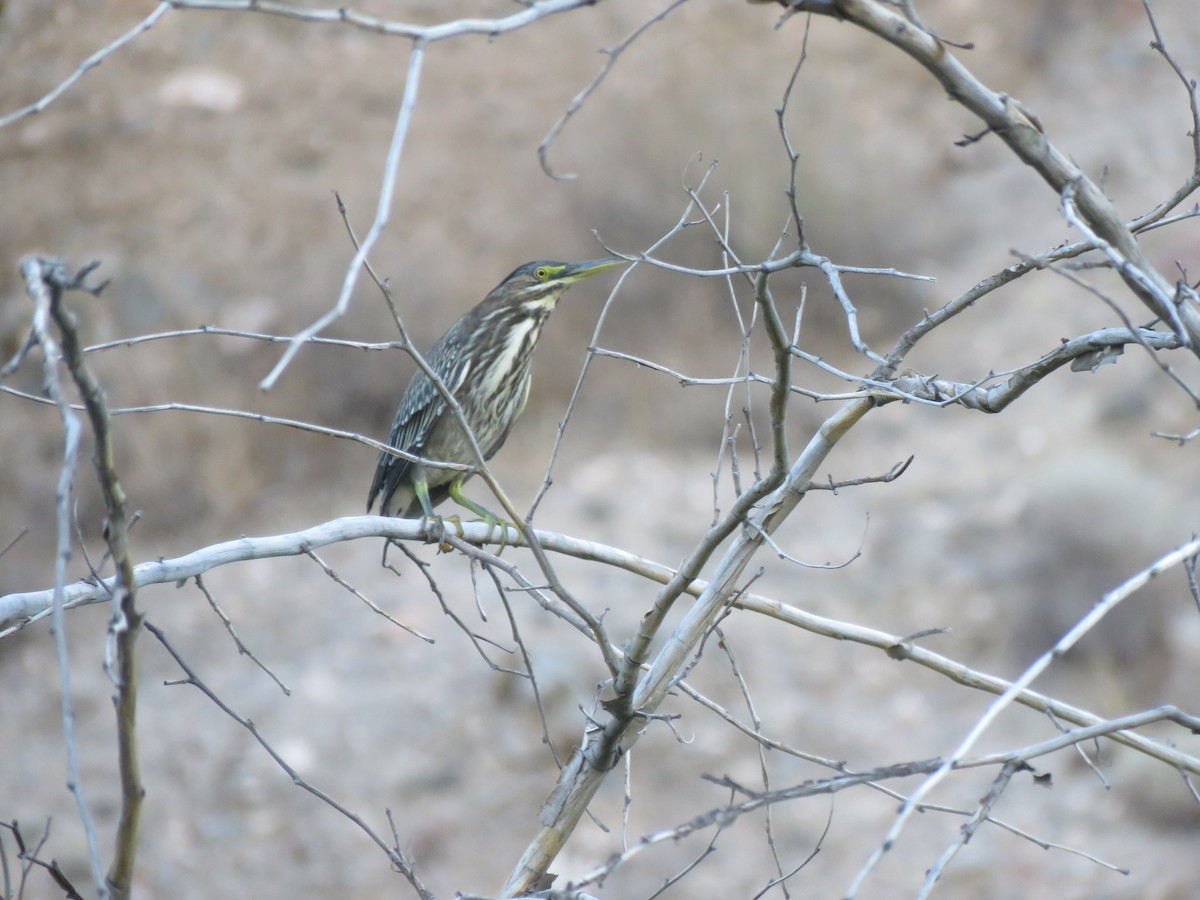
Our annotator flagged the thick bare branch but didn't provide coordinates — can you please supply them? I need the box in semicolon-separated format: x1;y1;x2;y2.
40;263;144;900
779;0;1200;353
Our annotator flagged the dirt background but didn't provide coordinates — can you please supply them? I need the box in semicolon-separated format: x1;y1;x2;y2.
3;1;1200;897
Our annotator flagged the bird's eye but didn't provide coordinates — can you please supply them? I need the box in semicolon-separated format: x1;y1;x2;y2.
534;267;550;281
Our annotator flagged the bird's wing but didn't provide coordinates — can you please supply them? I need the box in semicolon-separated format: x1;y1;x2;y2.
367;322;473;512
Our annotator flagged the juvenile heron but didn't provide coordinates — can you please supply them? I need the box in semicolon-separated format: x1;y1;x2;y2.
368;257;624;522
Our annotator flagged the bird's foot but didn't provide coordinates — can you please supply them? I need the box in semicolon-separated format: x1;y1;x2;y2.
485;516;507;553
421;514;465;552
472;514;522;553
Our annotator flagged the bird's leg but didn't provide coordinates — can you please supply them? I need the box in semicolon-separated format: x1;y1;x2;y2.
413;480;457;550
448;479;520;550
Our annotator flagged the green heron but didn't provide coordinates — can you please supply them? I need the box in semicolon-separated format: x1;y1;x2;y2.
368;257;624;523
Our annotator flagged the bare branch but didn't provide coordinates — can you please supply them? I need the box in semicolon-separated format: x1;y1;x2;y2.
0;820;85;900
20;256;146;898
532;160;717;518
302;547;434;643
1;385;468;471
919;760;1033;896
192;575;292;695
259;39;425;389
169;0;601;41
539;0;689;180
1134;0;1200;227
145;621;435;899
849;535;1200;895
780;0;1200;354
83;325;403;354
886;327;1183;413
8;516;1198;779
18;257;108;896
561;760;944;893
0;4;170;129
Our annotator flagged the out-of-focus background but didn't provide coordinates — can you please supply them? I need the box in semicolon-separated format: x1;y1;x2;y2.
3;1;1200;897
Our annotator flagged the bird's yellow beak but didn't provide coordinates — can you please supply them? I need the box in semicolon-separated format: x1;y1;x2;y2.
554;257;626;284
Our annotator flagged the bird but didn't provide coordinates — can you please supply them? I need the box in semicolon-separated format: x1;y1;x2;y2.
368;257;624;525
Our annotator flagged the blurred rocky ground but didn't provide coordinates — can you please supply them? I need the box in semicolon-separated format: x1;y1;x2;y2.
2;1;1200;897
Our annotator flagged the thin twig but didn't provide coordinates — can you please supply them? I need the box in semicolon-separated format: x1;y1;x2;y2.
484;564;564;768
303;547;434;642
848;536;1200;896
260;39;426;389
0;5;170;129
538;0;689;179
0;385;470;472
145;620;435;899
192;575;292;695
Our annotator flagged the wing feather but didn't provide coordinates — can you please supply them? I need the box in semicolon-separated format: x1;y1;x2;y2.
367;318;473;513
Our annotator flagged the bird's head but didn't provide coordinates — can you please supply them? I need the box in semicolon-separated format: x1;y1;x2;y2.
488;257;625;305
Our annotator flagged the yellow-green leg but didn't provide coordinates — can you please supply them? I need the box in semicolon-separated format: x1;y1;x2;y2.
412;478;462;549
448;478;520;551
